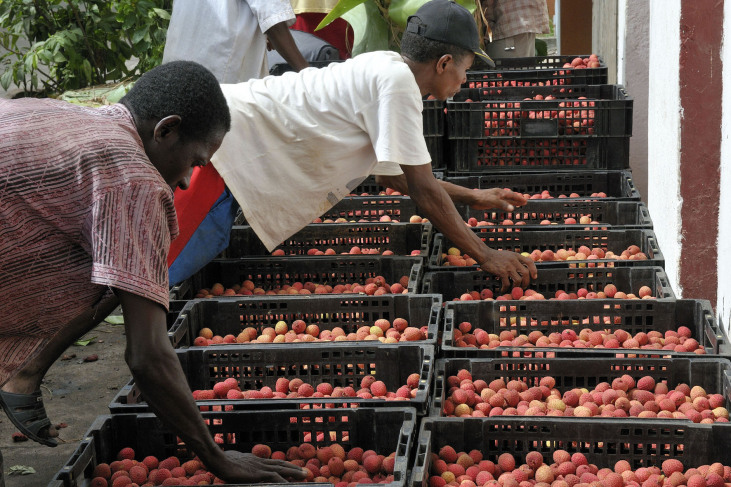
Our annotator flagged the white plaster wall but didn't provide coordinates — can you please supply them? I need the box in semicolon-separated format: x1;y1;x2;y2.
622;1;650;203
718;0;731;337
647;0;683;297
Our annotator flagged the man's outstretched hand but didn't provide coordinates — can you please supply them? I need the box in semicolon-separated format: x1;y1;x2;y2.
479;249;538;292
469;188;528;211
213;451;308;484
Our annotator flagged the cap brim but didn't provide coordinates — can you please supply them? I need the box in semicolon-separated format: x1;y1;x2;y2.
474;48;495;68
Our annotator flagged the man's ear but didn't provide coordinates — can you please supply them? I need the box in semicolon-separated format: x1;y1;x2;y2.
153;115;182;142
436;54;453;74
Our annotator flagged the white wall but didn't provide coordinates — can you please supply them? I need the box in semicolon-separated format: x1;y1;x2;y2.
621;1;650;203
719;0;731;337
647;0;683;297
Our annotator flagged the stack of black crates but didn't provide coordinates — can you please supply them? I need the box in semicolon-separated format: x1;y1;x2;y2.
50;56;731;487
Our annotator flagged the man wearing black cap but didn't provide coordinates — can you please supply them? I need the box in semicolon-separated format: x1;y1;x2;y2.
182;0;537;290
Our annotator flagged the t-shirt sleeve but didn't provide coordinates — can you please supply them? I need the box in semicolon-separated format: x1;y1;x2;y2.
360;88;432;170
247;0;296;32
88;182;175;310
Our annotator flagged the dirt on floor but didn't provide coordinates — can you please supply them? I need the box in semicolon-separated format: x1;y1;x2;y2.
0;310;130;486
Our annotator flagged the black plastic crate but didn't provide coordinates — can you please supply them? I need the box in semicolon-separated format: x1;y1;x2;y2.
170;256;424;301
235;196;419;225
424;266;675;302
452;200;652;229
168;294;442;348
464;55;608;87
430;356;731;418
440;298;730;358
425;135;445;172
410;416;731;487
350;173;444;196
449;84;632;138
429;228;663;270
443;170;640;200
53;408;416;487
448;135;630;172
110;343;434;415
447;85;632;172
221;223;432;258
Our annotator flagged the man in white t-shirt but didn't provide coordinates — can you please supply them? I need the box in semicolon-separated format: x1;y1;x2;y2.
213;0;538;290
162;0;308;83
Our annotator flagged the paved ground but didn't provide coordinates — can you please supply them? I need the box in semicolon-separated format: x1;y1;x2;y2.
0;314;130;486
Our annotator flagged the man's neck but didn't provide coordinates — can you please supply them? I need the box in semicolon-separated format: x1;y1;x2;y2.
402;55;431;97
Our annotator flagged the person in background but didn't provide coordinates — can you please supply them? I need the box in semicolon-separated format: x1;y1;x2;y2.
162;0;311;286
481;0;550;59
290;0;354;59
162;0;309;82
0;61;306;485
211;0;538;291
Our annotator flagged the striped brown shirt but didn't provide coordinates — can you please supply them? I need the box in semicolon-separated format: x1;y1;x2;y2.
0;98;177;386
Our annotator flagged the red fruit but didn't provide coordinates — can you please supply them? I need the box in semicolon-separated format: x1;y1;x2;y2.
364;454;382;474
117;447;135;461
571;452;588;466
636;376;655;391
370;380;388;397
525;451;543;469
128;465;147;484
661;459;683;476
687;474;707;487
706;473;724;487
111;476;132;487
498;453;515;472
252;443;272;458
91;478;108;487
603;284;617;298
439;445;458;463
93;463;112;479
149;469;172;485
142;456;159;471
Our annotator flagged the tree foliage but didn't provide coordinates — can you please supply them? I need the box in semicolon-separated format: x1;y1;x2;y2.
0;0;171;95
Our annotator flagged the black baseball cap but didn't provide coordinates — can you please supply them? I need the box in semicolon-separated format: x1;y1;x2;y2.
406;0;495;68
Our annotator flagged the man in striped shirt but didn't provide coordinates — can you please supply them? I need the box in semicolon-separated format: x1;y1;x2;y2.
0;61;305;484
482;0;550;59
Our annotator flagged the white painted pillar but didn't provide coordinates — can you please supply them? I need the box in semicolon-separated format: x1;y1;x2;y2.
719;0;731;337
647;0;683;297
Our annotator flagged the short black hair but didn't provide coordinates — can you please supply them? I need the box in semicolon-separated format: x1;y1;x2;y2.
400;29;473;64
121;61;231;142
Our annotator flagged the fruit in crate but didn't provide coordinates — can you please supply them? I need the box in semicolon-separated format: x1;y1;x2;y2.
441;245;648;267
193;317;427;345
451;284;655;301
91;443;400;485
451;323;705;354
195;275;410;298
441;368;727;421
192;373;422;402
427;448;731;487
271;246;418;256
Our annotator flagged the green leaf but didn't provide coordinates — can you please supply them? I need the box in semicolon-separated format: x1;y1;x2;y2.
8;465;36;476
105;315;125;325
388;0;477;28
342;2;390;56
74;336;97;347
82;59;91;83
0;70;11;90
315;0;366;31
152;8;171;20
131;25;149;45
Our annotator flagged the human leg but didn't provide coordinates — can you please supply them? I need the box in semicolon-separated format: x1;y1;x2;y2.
0;294;119;445
485;33;536;59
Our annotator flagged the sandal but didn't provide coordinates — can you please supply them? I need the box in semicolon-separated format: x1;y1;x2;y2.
0;389;58;447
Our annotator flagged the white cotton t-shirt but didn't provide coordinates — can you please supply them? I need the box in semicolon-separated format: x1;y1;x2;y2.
162;0;295;83
212;51;432;251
